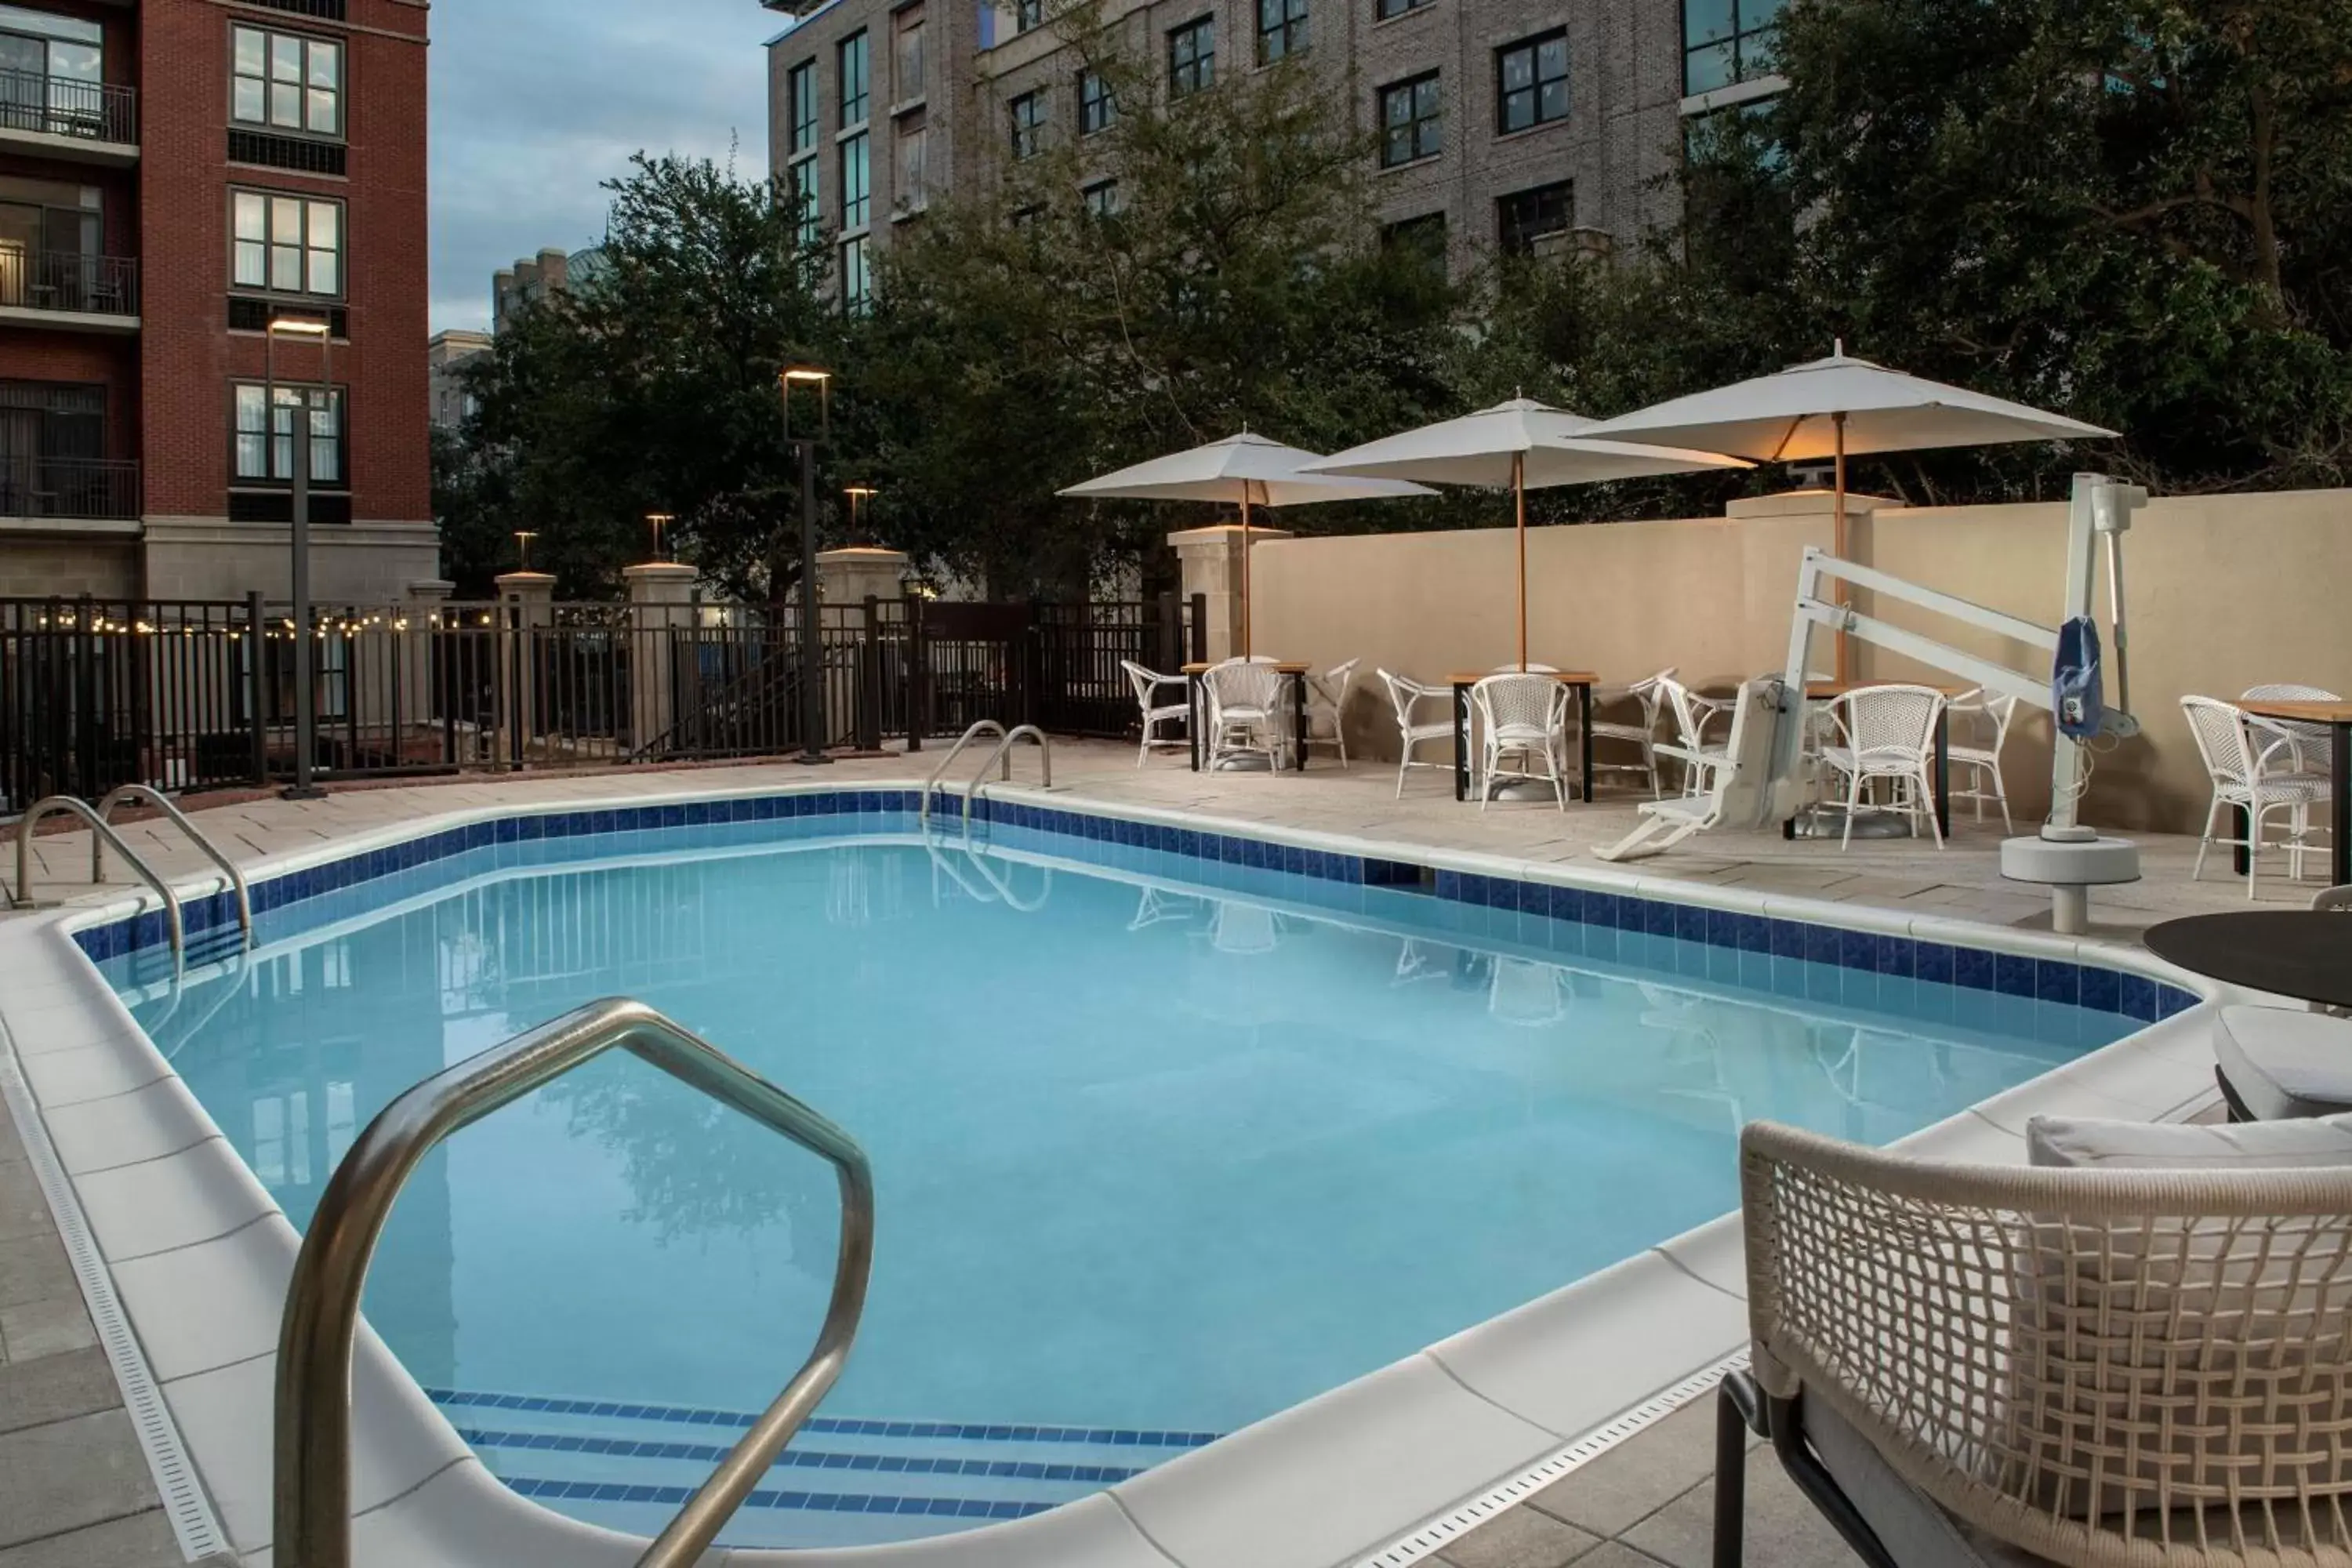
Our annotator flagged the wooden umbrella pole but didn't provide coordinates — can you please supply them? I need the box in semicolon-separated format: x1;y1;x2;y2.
1514;450;1528;671
1832;411;1849;683
1239;488;1252;660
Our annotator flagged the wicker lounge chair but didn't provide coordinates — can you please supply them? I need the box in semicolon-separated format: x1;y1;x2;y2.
1715;1117;2352;1568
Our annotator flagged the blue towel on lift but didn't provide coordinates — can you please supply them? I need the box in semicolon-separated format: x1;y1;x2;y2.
2053;615;2103;741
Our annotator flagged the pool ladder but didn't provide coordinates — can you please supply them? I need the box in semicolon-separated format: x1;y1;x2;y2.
8;786;255;967
274;997;875;1568
920;720;1052;829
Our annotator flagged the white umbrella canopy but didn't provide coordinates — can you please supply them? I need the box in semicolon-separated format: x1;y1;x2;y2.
1580;346;2118;677
1059;432;1435;658
1301;398;1753;670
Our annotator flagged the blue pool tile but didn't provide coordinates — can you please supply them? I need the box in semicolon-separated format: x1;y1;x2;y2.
1733;914;1771;953
1515;880;1548;916
1994;953;2038;999
1671;902;1705;942
1953;946;1997;992
2078;967;2121;1014
1802;924;1840;966
1838;927;1878;973
2034;960;2079;1007
2158;985;2196;1018
1915;942;1955;986
1875;935;1915;978
1548;884;1584;924
1766;918;1802;959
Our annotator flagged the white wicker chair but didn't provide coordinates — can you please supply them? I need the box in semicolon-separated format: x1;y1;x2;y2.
1946;688;2020;833
1472;673;1572;811
1588;668;1675;797
1304;658;1360;769
1120;659;1191;768
1380;670;1456;799
1717;1119;2352;1568
1819;684;1947;851
1203;658;1288;771
1659;676;1733;797
2242;684;2341;777
2182;695;2329;898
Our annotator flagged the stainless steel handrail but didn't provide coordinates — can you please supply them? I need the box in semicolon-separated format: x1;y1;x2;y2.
96;785;253;949
274;998;875;1568
918;719;1005;824
963;724;1051;826
10;795;184;967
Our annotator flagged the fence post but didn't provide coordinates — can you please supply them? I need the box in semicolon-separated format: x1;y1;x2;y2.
1155;590;1180;673
1188;593;1208;664
858;594;883;753
622;563;697;757
400;580;452;767
492;571;554;768
906;593;926;752
245;590;268;785
1022;605;1043;731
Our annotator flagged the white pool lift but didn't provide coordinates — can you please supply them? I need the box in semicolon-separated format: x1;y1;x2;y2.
1602;471;2147;935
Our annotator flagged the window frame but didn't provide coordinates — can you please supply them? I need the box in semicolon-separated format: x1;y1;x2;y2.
892;5;924;101
1681;0;1781;97
230;380;347;489
1494;28;1568;135
1013;0;1043;33
838;31;869;129
1495;177;1573;253
839;234;871;315
1167;16;1214;98
1377;71;1441;167
787;157;821;247
1256;0;1307;64
1077;68;1116;135
787;59;818;153
1375;0;1430;20
839;129;870;230
896;111;928;209
1007;88;1045;160
230;23;343;141
230;187;344;301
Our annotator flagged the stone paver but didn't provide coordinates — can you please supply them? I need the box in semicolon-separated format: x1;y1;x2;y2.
0;1409;159;1548
1439;1505;1602;1567
0;1509;185;1568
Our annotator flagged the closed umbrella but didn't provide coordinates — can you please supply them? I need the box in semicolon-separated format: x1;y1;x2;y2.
1060;433;1432;658
1578;345;2117;677
1301;398;1751;670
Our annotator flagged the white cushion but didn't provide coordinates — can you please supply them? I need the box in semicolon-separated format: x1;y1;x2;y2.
2213;1006;2352;1120
2028;1111;2352;1169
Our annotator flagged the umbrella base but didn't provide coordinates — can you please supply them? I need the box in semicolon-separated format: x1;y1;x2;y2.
1487;779;1564;803
1787;804;1923;841
1210;753;1279;772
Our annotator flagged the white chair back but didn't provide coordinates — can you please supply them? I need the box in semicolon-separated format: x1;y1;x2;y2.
1120;659;1177;710
1832;684;1945;764
2181;695;2258;789
1206;659;1284;713
1379;669;1443;728
1308;658;1359;732
1472;672;1566;742
1949;688;2019;752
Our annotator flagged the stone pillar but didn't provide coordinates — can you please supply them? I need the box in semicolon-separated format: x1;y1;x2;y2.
401;579;453;750
623;561;699;753
1167;523;1292;662
816;546;909;606
492;570;556;760
1725;489;1896;682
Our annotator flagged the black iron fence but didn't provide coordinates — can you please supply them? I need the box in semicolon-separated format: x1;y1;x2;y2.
0;68;138;145
0;456;140;521
0;592;1203;807
0;251;140;318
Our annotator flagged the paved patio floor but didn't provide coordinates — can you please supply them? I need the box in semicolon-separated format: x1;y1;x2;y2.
0;739;2281;1565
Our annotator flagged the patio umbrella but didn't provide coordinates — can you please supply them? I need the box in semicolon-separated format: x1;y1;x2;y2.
1301;398;1751;670
1060;432;1433;658
1577;344;2117;676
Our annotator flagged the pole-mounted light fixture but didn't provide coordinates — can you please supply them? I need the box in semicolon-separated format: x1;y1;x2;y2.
780;365;831;444
646;513;674;561
843;485;877;542
514;530;539;570
267;312;333;801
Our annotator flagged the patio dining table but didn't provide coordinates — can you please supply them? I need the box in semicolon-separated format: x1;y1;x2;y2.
1185;661;1311;771
1449;670;1599;803
1786;679;1962;840
2239;698;2352;887
2143;911;2352;1012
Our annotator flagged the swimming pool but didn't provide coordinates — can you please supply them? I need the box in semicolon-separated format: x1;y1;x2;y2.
78;790;2182;1551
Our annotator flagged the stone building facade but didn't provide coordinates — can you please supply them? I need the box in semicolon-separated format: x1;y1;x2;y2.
760;0;1785;290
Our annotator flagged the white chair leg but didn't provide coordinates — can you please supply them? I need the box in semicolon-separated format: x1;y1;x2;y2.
1395;747;1409;800
1841;769;1864;851
1993;763;2012;835
2191;794;2221;882
1920;765;1944;849
2246;800;2265;901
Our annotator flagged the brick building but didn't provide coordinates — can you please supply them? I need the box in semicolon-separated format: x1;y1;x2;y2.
760;0;1786;295
0;0;436;604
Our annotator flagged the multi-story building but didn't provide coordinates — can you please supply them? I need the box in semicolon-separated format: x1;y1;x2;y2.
426;328;489;430
0;0;434;604
491;244;604;332
760;0;1785;291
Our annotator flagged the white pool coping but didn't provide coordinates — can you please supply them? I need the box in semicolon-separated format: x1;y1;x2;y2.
0;775;2235;1568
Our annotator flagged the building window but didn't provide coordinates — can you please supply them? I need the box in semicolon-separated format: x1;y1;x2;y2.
1496;30;1567;133
1083;179;1120;216
840;235;870;314
231;25;341;139
788;60;818;152
1008;89;1045;159
893;5;924;101
1496;178;1572;252
233;383;345;485
232;190;340;297
1683;0;1781;96
838;31;869;127
896;111;927;209
1257;0;1307;63
1168;17;1214;98
1382;210;1447;270
840;131;869;228
1014;0;1043;32
787;158;820;246
1078;69;1115;133
1378;72;1440;167
1375;0;1430;20
0;6;101;137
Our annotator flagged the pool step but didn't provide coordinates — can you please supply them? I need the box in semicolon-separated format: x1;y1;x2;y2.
425;1388;1218;1549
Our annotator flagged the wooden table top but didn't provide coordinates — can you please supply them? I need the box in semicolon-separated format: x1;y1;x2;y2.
1806;680;1973;699
1182;661;1310;674
1448;670;1601;684
2144;912;2352;1011
2242;699;2352;724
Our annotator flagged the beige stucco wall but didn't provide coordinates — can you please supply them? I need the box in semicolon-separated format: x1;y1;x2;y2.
1243;486;2352;836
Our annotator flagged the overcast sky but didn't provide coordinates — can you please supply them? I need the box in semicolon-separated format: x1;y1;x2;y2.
429;0;778;332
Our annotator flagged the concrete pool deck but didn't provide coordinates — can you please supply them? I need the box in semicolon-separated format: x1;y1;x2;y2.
0;742;2264;1566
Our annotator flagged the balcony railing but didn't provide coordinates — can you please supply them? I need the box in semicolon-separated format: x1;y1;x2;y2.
0;252;139;318
0;70;136;146
0;456;142;520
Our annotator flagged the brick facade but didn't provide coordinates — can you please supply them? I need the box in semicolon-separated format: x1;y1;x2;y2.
0;0;437;603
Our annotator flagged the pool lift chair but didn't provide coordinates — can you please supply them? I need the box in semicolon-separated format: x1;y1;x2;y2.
1598;472;2148;936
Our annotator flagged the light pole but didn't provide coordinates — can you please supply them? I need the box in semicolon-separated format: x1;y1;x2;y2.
780;366;832;765
267;314;332;800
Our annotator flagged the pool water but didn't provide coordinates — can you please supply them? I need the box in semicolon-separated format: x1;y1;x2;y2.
112;821;2127;1545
